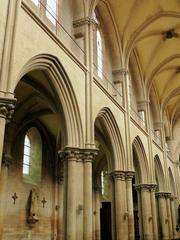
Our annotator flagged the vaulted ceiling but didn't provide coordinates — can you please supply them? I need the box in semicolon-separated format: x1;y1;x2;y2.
90;0;180;133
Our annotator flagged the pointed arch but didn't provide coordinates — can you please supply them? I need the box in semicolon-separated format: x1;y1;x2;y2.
132;136;150;183
89;0;122;68
95;107;125;171
14;54;84;148
154;154;165;191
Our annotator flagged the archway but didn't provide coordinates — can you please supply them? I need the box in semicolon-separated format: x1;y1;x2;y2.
2;54;84;239
132;136;150;240
93;107;125;240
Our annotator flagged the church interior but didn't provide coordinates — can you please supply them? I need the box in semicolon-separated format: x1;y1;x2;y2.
0;0;180;239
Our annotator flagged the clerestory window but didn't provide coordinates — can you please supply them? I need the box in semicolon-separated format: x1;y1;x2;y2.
46;0;57;25
31;0;39;6
97;29;103;79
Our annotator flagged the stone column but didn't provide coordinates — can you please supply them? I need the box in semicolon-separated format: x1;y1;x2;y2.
55;172;64;240
125;171;135;240
111;171;128;240
0;98;15;239
149;185;158;240
156;192;170;240
76;153;84;240
59;147;79;240
0;155;12;239
135;184;154;240
83;149;98;240
170;196;178;239
166;195;173;239
0;98;15;172
94;186;101;240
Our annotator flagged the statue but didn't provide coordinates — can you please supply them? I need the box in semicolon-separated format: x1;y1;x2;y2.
27;188;39;224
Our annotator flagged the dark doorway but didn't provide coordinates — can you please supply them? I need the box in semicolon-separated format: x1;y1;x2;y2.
100;202;112;240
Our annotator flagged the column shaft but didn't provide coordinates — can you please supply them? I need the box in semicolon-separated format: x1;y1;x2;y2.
0;162;9;239
157;194;169;239
141;190;153;240
113;171;128;240
170;198;178;239
166;197;173;238
150;190;158;240
94;188;101;240
83;156;93;240
65;151;78;240
57;178;64;240
0;118;6;172
135;184;156;240
76;158;84;240
125;172;134;240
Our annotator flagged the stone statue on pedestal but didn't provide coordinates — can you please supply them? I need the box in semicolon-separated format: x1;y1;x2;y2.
27;188;39;224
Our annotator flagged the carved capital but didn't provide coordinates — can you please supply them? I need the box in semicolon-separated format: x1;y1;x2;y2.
135;184;158;192
58;147;80;162
73;17;96;28
170;195;177;201
82;148;98;163
125;171;135;180
112;68;129;77
2;153;13;167
0;97;16;121
155;192;171;199
110;170;125;181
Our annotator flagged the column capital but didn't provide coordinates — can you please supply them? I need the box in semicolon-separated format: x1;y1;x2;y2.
110;170;125;180
170;195;177;201
58;147;80;161
137;100;149;110
2;153;13;167
82;148;98;163
155;192;171;198
125;171;135;180
112;68;129;77
73;17;97;28
58;147;98;162
135;183;158;192
0;97;16;121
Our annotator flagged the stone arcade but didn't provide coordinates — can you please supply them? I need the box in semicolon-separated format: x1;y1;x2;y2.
0;0;180;239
